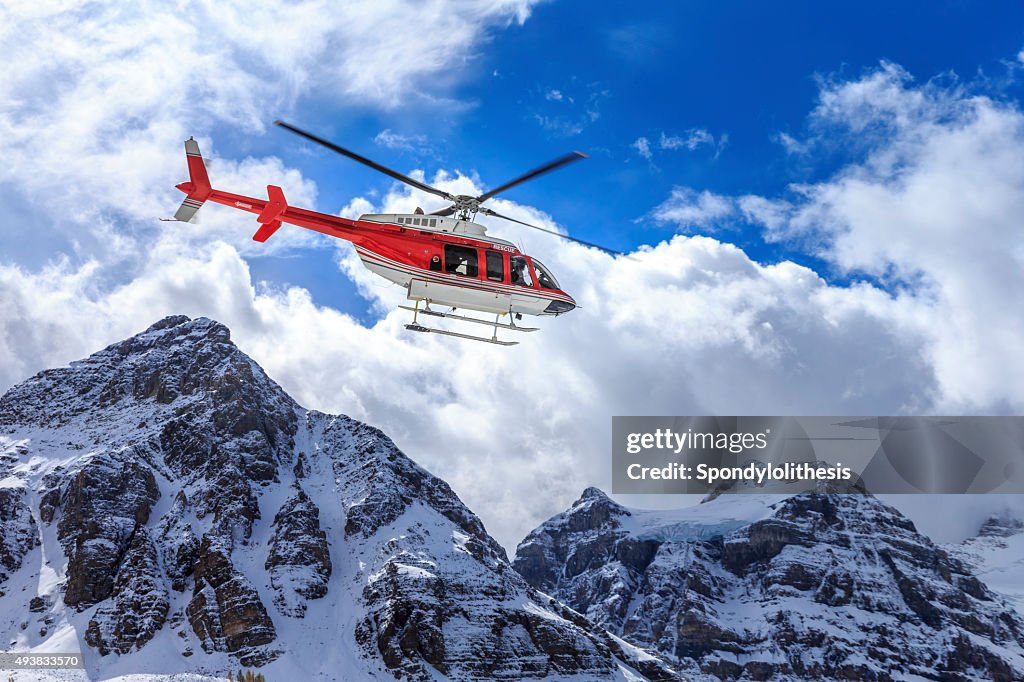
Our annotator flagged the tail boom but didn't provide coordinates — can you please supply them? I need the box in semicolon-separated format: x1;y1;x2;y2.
172;137;369;244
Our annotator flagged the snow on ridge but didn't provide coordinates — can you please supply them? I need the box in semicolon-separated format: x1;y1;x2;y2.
0;318;681;681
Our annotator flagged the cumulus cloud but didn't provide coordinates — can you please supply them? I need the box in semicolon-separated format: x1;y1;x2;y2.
0;0;540;256
0;226;939;548
3;13;1024;551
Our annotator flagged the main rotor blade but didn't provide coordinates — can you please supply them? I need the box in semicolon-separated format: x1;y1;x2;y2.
476;151;587;203
274;120;454;202
428;205;457;216
478;206;627;257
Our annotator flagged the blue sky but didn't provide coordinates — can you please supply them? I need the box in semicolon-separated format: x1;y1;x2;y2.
217;0;1024;320
3;1;1024;548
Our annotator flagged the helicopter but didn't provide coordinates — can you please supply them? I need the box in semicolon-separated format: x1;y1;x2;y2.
171;121;624;345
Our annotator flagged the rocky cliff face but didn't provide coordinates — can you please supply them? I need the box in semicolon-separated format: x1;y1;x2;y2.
513;488;1024;681
0;317;676;681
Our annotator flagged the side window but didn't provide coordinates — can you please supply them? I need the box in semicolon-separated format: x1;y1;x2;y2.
510;255;533;287
444;244;479;277
485;251;504;282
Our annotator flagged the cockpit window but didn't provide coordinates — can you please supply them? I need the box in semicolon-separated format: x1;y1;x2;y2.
531;259;560;290
510;255;533;287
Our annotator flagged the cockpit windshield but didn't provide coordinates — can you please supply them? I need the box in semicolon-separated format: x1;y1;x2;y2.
531;259;560;290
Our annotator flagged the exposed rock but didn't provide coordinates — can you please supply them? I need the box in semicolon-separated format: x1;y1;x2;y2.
59;456;160;609
0;482;38;585
187;537;278;666
266;484;331;616
85;528;169;654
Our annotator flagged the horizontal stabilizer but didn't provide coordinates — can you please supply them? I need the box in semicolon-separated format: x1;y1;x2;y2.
252;220;282;242
253;185;288;241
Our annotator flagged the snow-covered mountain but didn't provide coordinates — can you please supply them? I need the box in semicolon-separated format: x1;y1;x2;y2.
513;487;1024;681
946;513;1024;619
0;316;678;682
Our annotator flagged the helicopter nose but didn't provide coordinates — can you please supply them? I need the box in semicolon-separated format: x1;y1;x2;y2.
544;297;576;314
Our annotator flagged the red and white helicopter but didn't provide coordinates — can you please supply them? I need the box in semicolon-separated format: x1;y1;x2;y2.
171;121;624;345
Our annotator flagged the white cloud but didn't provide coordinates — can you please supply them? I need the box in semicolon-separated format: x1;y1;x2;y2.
631;136;652;160
651;187;736;230
632;128;726;159
534;84;607;136
0;226;938;549
737;195;792;231
755;63;1024;411
0;0;540;255
659;129;714;151
374;129;430;153
774;131;810;155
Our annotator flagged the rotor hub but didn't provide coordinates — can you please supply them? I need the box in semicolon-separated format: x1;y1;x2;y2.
452;195;481;220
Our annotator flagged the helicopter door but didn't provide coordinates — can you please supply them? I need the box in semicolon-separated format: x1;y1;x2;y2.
510;255;534;287
485;251;505;282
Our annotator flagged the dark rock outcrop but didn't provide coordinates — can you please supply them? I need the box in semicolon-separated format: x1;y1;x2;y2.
0;482;38;587
266;484;331;616
59;456;160;609
85;528;169;654
187;537;278;667
515;489;1024;681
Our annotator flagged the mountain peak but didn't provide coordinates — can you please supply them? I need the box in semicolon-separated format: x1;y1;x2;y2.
978;513;1024;538
140;314;230;340
0;316;285;430
144;314;193;332
579;485;612;502
0;318;676;680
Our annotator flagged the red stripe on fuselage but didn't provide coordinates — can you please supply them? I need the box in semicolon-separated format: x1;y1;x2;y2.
355;247;575;304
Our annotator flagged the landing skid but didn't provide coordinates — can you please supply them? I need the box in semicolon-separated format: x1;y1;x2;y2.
397;305;538;332
401;302;534;346
405;323;519;346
